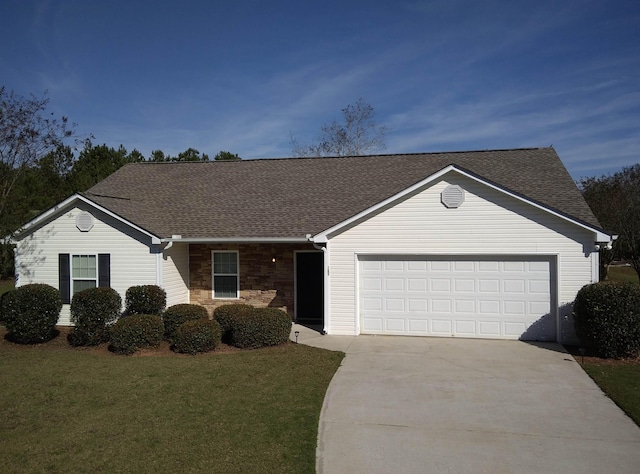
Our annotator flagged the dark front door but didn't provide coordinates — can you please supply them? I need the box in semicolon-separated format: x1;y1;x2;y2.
295;252;324;324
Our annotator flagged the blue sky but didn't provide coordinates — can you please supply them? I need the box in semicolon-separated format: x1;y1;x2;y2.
1;0;638;179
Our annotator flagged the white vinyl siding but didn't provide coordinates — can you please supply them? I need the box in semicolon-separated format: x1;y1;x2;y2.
15;205;157;325
162;243;190;307
327;172;596;343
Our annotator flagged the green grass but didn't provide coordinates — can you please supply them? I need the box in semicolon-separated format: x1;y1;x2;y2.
0;340;344;473
581;362;640;426
607;265;639;284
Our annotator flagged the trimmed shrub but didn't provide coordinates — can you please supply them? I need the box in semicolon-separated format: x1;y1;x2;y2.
0;289;10;324
173;319;222;355
109;314;164;355
213;304;255;343
2;284;62;344
125;285;166;315
68;287;122;346
163;304;209;341
230;307;292;349
573;281;640;358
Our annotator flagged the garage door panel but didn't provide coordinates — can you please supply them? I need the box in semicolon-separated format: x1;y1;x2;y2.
408;298;428;311
529;280;550;293
363;317;383;331
479;321;501;336
385;298;405;311
362;277;382;290
362;297;383;311
408;319;428;332
408;278;427;291
454;300;475;313
504;301;526;315
431;261;451;271
455;320;476;335
505;321;527;336
479;279;499;292
503;279;525;293
454;279;475;292
385;318;405;332
504;261;525;272
431;279;451;291
429;299;449;312
407;261;427;271
384;261;404;271
432;319;453;334
479;300;500;314
385;278;404;291
453;261;475;271
360;256;554;341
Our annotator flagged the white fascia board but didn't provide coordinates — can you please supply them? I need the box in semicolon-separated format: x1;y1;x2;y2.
160;237;310;244
311;165;613;243
16;194;162;245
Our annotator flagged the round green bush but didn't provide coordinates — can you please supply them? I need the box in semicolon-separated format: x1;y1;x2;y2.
125;285;166;315
173;319;221;355
0;289;10;324
2;284;62;344
109;314;164;355
68;287;122;346
573;281;640;358
230;307;292;349
163;304;209;341
213;304;255;343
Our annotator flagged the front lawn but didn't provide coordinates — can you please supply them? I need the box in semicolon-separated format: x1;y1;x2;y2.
579;358;640;427
607;265;639;284
0;332;344;473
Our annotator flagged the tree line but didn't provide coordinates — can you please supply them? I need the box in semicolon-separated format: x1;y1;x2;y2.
0;87;239;277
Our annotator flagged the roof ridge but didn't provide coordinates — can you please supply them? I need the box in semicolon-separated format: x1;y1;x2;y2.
128;147;552;165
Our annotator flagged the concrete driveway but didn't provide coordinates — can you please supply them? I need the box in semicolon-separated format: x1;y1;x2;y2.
293;326;640;473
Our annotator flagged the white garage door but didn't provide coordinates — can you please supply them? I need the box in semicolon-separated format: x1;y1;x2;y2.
359;256;554;341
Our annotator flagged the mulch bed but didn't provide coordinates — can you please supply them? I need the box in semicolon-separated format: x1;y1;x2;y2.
564;344;640;366
0;326;241;357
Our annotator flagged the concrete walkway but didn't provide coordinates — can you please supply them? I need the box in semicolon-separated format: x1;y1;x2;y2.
291;324;640;474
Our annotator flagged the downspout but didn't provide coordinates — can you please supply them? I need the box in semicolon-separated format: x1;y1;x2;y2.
308;234;329;335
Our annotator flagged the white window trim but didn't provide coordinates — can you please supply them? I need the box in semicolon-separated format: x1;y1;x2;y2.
71;253;99;296
211;250;240;299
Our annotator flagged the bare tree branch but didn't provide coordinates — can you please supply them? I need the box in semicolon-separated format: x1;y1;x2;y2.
0;87;82;217
290;98;388;157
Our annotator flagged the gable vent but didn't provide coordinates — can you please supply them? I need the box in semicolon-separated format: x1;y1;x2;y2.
76;211;94;232
441;185;465;208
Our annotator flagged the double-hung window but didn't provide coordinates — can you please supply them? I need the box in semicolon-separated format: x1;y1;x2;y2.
212;251;239;299
58;253;110;304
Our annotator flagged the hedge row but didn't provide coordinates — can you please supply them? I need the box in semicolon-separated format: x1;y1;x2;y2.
213;304;292;349
1;283;292;355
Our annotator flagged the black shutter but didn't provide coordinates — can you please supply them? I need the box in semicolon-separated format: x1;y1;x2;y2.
59;254;70;304
98;254;110;287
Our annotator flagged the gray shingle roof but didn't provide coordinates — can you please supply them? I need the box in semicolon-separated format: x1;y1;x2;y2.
84;148;601;239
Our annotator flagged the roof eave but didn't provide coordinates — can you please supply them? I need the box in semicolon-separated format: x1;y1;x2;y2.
160;236;310;244
15;193;163;245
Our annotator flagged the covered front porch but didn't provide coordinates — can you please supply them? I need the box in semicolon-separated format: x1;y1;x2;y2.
188;242;324;324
